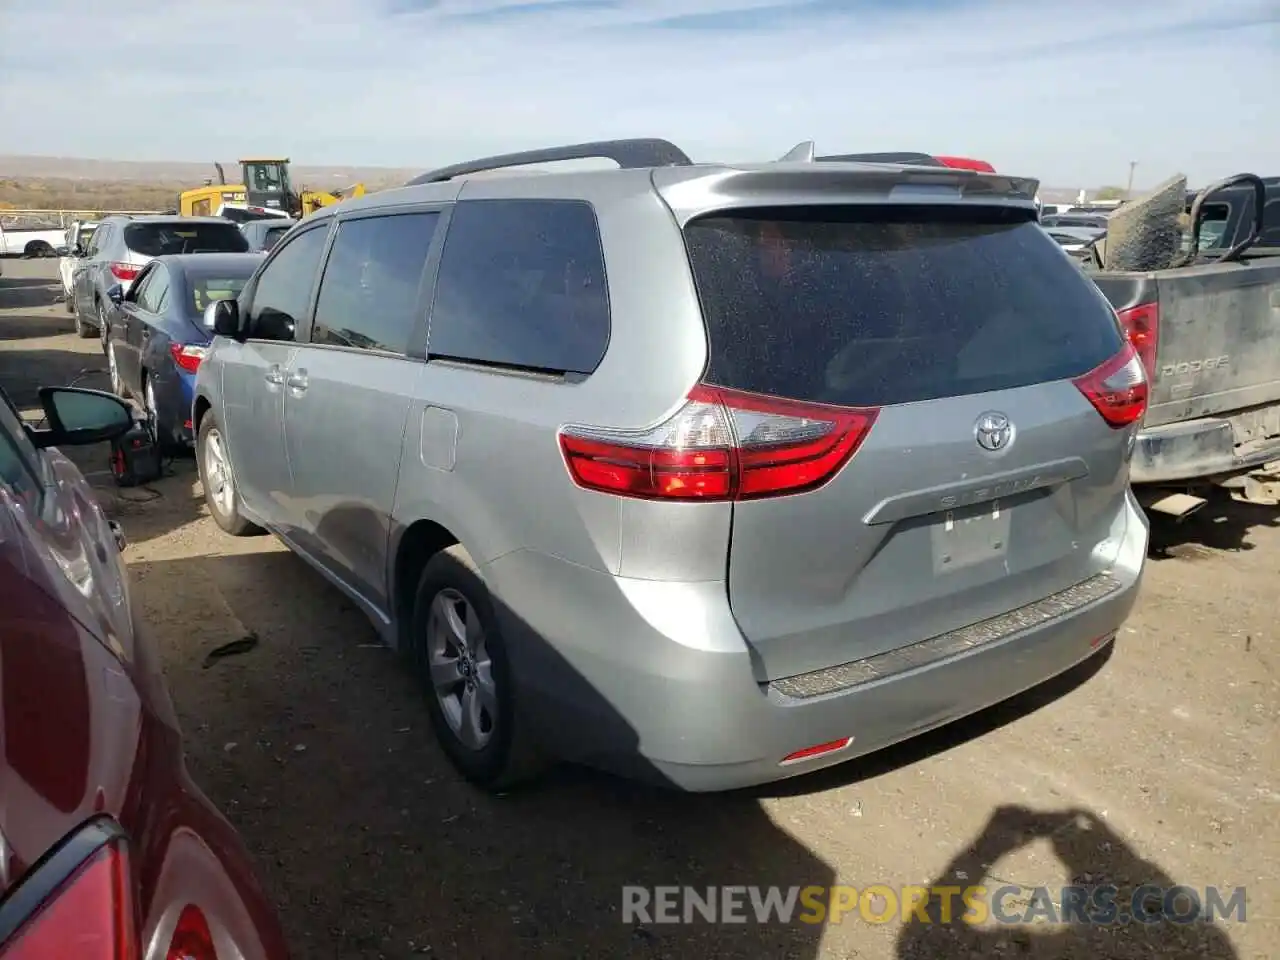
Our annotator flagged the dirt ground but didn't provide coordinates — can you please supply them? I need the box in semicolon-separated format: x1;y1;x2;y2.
2;259;1276;960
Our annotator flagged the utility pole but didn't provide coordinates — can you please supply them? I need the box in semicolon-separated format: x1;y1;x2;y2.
1126;161;1138;199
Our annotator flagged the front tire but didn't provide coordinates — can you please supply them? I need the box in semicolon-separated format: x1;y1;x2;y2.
196;412;261;536
411;546;546;791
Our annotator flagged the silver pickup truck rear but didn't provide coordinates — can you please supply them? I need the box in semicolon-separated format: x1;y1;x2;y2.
1087;172;1280;516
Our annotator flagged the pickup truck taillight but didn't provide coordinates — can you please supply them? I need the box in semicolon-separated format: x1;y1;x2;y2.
109;262;140;282
1115;303;1159;382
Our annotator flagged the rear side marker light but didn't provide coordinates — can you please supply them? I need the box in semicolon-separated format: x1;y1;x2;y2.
559;384;879;502
1073;342;1148;429
780;736;855;766
1115;302;1159;381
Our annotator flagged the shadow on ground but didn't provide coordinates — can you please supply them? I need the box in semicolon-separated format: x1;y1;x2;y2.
896;805;1240;959
130;547;835;959
0;278;65;319
1145;489;1280;560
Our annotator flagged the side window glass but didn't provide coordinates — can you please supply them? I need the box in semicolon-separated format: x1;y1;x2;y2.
429;200;610;375
144;268;170;312
311;212;440;354
86;226;105;257
245;226;330;342
127;267;152;304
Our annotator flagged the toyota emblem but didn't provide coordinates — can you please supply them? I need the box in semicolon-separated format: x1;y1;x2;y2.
974;412;1013;452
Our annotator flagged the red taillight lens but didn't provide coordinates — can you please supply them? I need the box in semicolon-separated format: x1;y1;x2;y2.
169;343;207;373
1073;342;1148;428
0;838;137;960
109;262;140;281
1115;302;1159;381
558;385;879;501
164;905;217;960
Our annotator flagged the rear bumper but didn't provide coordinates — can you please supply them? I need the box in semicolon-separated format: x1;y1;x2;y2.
1131;417;1280;484
488;491;1148;792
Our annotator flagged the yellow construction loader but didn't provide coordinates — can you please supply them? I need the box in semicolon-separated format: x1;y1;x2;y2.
178;159;366;219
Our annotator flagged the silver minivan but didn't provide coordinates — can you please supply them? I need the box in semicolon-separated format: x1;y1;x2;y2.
193;139;1149;792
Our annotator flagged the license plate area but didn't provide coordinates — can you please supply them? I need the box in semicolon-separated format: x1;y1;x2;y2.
931;500;1010;574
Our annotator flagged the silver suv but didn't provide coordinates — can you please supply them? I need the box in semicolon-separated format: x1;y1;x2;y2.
192;138;1150;792
68;215;249;348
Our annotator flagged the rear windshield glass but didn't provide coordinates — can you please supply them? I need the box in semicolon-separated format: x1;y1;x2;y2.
684;207;1124;408
263;225;290;250
125;222;249;256
190;275;251;315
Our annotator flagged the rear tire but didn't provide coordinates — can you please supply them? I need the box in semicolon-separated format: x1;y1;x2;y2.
411;545;547;791
196;412;261;536
73;302;93;339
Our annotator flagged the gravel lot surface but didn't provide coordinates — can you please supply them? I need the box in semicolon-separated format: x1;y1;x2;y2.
3;258;1275;959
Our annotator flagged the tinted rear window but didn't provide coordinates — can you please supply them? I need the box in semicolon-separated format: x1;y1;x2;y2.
125;222;249;256
263;225;290;250
685;207;1123;408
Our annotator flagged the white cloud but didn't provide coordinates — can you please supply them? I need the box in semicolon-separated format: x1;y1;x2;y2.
1;0;1276;187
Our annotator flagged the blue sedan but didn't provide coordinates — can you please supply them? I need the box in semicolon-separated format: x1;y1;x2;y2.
104;253;264;450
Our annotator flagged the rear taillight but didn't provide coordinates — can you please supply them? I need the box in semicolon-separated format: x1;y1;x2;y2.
164;905;217;960
1073;342;1148;428
109;262;140;281
169;344;207;373
558;384;879;501
1115;302;1159;382
0;836;137;960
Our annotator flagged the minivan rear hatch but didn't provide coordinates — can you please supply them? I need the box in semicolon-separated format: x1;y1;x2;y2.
681;203;1138;682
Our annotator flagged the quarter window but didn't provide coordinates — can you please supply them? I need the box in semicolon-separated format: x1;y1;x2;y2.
428;200;610;375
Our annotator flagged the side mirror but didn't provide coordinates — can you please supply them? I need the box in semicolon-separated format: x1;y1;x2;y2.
210;299;242;339
106;284;124;305
27;387;133;449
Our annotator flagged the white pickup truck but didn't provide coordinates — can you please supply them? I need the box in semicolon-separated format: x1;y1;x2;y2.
0;222;66;258
57;220;99;308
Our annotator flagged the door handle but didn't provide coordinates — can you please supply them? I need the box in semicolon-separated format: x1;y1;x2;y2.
287;369;309;393
265;364;285;386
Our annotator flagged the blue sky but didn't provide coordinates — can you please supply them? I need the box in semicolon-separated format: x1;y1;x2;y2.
1;0;1276;187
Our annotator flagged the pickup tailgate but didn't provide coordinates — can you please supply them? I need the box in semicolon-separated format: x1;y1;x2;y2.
1092;259;1280;429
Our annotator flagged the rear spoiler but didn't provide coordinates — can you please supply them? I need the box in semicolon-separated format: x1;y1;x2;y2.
777;142;996;173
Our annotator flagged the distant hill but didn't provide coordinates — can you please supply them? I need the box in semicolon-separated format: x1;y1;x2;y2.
0;153;1098;210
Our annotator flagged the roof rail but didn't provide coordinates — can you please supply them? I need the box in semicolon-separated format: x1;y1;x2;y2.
407;138;694;185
